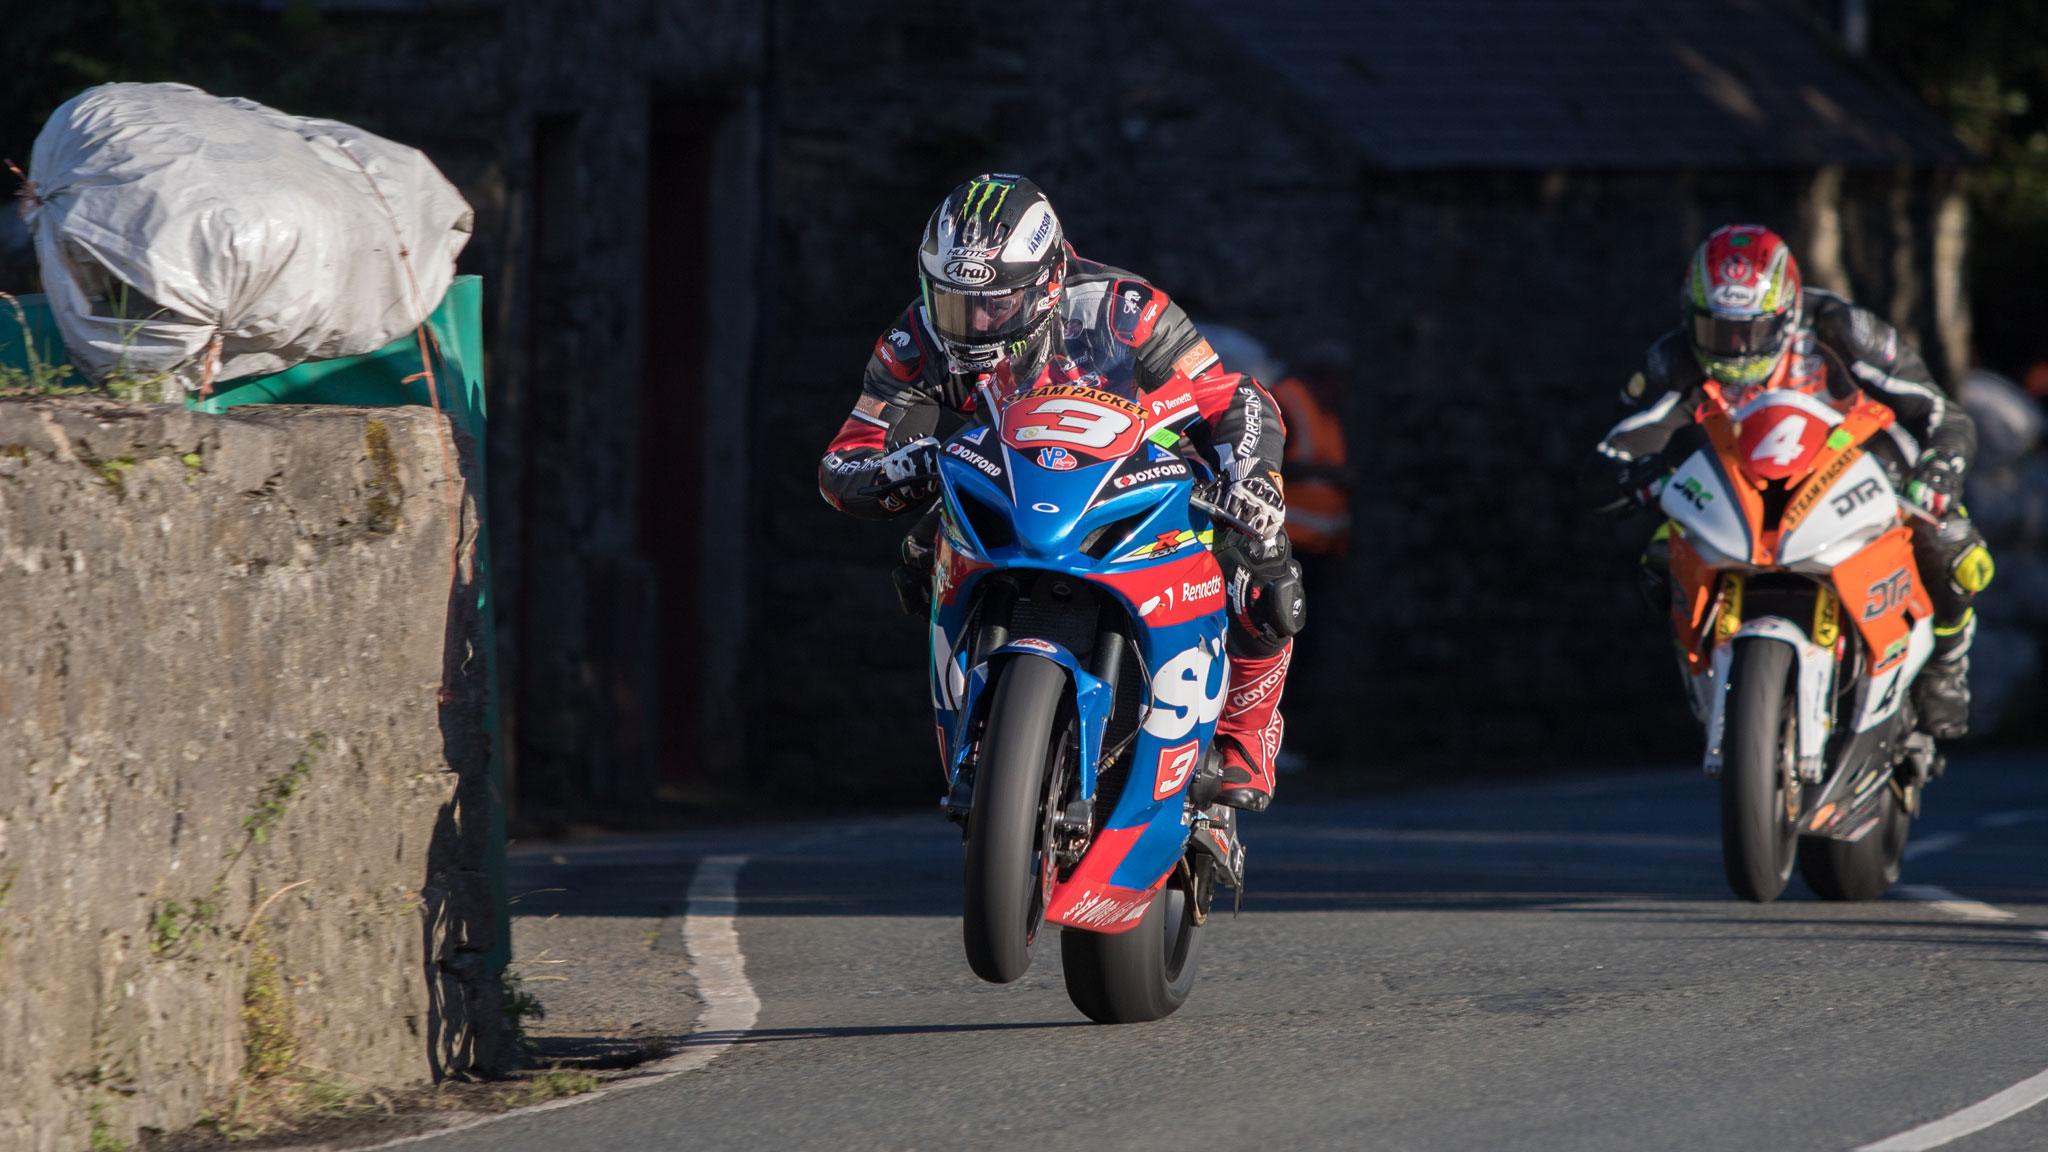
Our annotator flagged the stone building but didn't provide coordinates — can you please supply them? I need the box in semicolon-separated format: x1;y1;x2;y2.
185;0;1971;813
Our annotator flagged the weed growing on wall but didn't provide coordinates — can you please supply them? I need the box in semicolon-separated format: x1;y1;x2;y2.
0;292;82;395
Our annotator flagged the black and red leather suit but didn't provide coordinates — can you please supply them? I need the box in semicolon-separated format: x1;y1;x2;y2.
820;247;1301;801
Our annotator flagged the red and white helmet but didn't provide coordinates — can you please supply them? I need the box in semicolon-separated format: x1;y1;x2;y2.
1684;225;1803;388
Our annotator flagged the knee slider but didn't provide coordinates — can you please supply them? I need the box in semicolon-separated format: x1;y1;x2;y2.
1951;544;1995;595
1259;560;1307;639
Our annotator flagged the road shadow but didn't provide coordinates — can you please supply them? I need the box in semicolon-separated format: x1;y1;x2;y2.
670;1020;1091;1048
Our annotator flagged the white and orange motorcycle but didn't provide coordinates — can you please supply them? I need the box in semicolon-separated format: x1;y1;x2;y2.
1657;373;1943;902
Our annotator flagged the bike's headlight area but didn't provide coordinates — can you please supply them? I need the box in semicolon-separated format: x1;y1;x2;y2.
1078;511;1151;560
951;488;1015;554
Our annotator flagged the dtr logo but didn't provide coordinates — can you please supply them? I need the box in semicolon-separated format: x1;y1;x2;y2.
1863;568;1913;620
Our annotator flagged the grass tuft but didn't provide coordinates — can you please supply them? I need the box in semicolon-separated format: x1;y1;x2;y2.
498;1067;598;1108
242;930;297;1080
244;734;323;846
502;970;545;1050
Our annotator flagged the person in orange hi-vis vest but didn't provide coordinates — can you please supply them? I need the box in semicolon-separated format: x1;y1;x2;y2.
1271;343;1352;557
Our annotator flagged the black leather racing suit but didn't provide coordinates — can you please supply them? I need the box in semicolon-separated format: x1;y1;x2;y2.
818;247;1298;660
1590;288;1989;657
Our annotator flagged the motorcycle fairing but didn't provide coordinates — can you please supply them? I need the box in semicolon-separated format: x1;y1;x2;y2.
1776;451;1897;567
1846;613;1934;733
929;397;1234;936
1703;617;1836;778
1661;449;1752;565
1731;390;1842;481
1666;382;1941;839
1827;526;1933;682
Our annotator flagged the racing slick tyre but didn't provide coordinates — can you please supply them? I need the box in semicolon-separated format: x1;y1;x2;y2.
1720;639;1800;903
1059;874;1204;1024
962;656;1067;984
1798;783;1908;901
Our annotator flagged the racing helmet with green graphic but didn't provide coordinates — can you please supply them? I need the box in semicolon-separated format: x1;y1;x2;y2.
918;174;1067;385
1684;224;1803;388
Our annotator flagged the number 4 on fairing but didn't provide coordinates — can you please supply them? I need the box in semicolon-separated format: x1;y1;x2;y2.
929;366;1251;1024
1656;380;1940;905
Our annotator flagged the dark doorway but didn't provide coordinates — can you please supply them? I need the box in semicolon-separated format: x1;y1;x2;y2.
639;99;718;789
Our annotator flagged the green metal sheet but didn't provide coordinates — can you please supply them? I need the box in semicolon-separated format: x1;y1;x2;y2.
0;275;509;977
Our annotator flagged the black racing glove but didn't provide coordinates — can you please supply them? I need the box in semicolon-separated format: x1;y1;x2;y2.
1906;450;1966;518
875;436;941;503
1620;455;1673;510
1220;460;1287;553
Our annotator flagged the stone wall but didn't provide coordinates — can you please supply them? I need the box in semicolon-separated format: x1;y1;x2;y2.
0;399;502;1151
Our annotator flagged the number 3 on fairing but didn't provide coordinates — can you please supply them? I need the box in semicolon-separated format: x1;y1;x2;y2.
1009;398;1134;450
1751;414;1809;468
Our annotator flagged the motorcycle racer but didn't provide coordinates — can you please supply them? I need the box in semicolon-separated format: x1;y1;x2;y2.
820;174;1304;810
1589;224;1994;739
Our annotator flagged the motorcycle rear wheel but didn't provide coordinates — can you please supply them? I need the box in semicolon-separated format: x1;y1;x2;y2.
1060;868;1204;1024
1720;639;1800;902
1798;783;1909;901
961;656;1067;984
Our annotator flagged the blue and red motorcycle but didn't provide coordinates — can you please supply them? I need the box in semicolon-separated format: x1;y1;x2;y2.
905;367;1254;1023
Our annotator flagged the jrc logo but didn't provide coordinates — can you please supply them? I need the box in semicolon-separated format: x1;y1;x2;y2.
1675;477;1714;511
1863;568;1912;620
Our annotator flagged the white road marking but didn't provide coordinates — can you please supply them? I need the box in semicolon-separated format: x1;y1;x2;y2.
1860;869;2048;1150
1855;1067;2048;1151
662;855;762;1065
1896;884;2017;922
1290;828;1718;851
286;854;761;1151
1902;831;1966;861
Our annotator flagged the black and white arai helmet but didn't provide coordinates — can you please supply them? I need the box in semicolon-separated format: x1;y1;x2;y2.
918;174;1067;384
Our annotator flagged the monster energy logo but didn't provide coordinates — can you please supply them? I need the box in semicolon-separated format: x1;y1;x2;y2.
963;178;1016;220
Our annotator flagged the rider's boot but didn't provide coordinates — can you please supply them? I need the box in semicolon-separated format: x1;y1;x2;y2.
1213;641;1292;812
1913;610;1973;740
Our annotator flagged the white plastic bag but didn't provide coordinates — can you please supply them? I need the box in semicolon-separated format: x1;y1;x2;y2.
24;82;473;393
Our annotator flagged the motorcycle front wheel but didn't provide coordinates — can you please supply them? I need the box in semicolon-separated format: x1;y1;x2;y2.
1720;639;1801;902
961;656;1068;984
1059;865;1204;1024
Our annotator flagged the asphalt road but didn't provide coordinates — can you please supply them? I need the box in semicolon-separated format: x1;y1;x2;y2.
422;756;2048;1152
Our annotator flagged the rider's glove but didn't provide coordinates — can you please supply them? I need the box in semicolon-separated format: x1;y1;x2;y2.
877;437;941;502
1906;451;1965;518
1221;458;1287;552
1621;455;1672;510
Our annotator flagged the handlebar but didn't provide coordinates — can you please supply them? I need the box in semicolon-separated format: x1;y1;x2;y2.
855;474;938;499
1190;492;1274;549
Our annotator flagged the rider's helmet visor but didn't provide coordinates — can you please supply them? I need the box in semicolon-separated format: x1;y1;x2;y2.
926;283;1049;347
1690;309;1793;360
